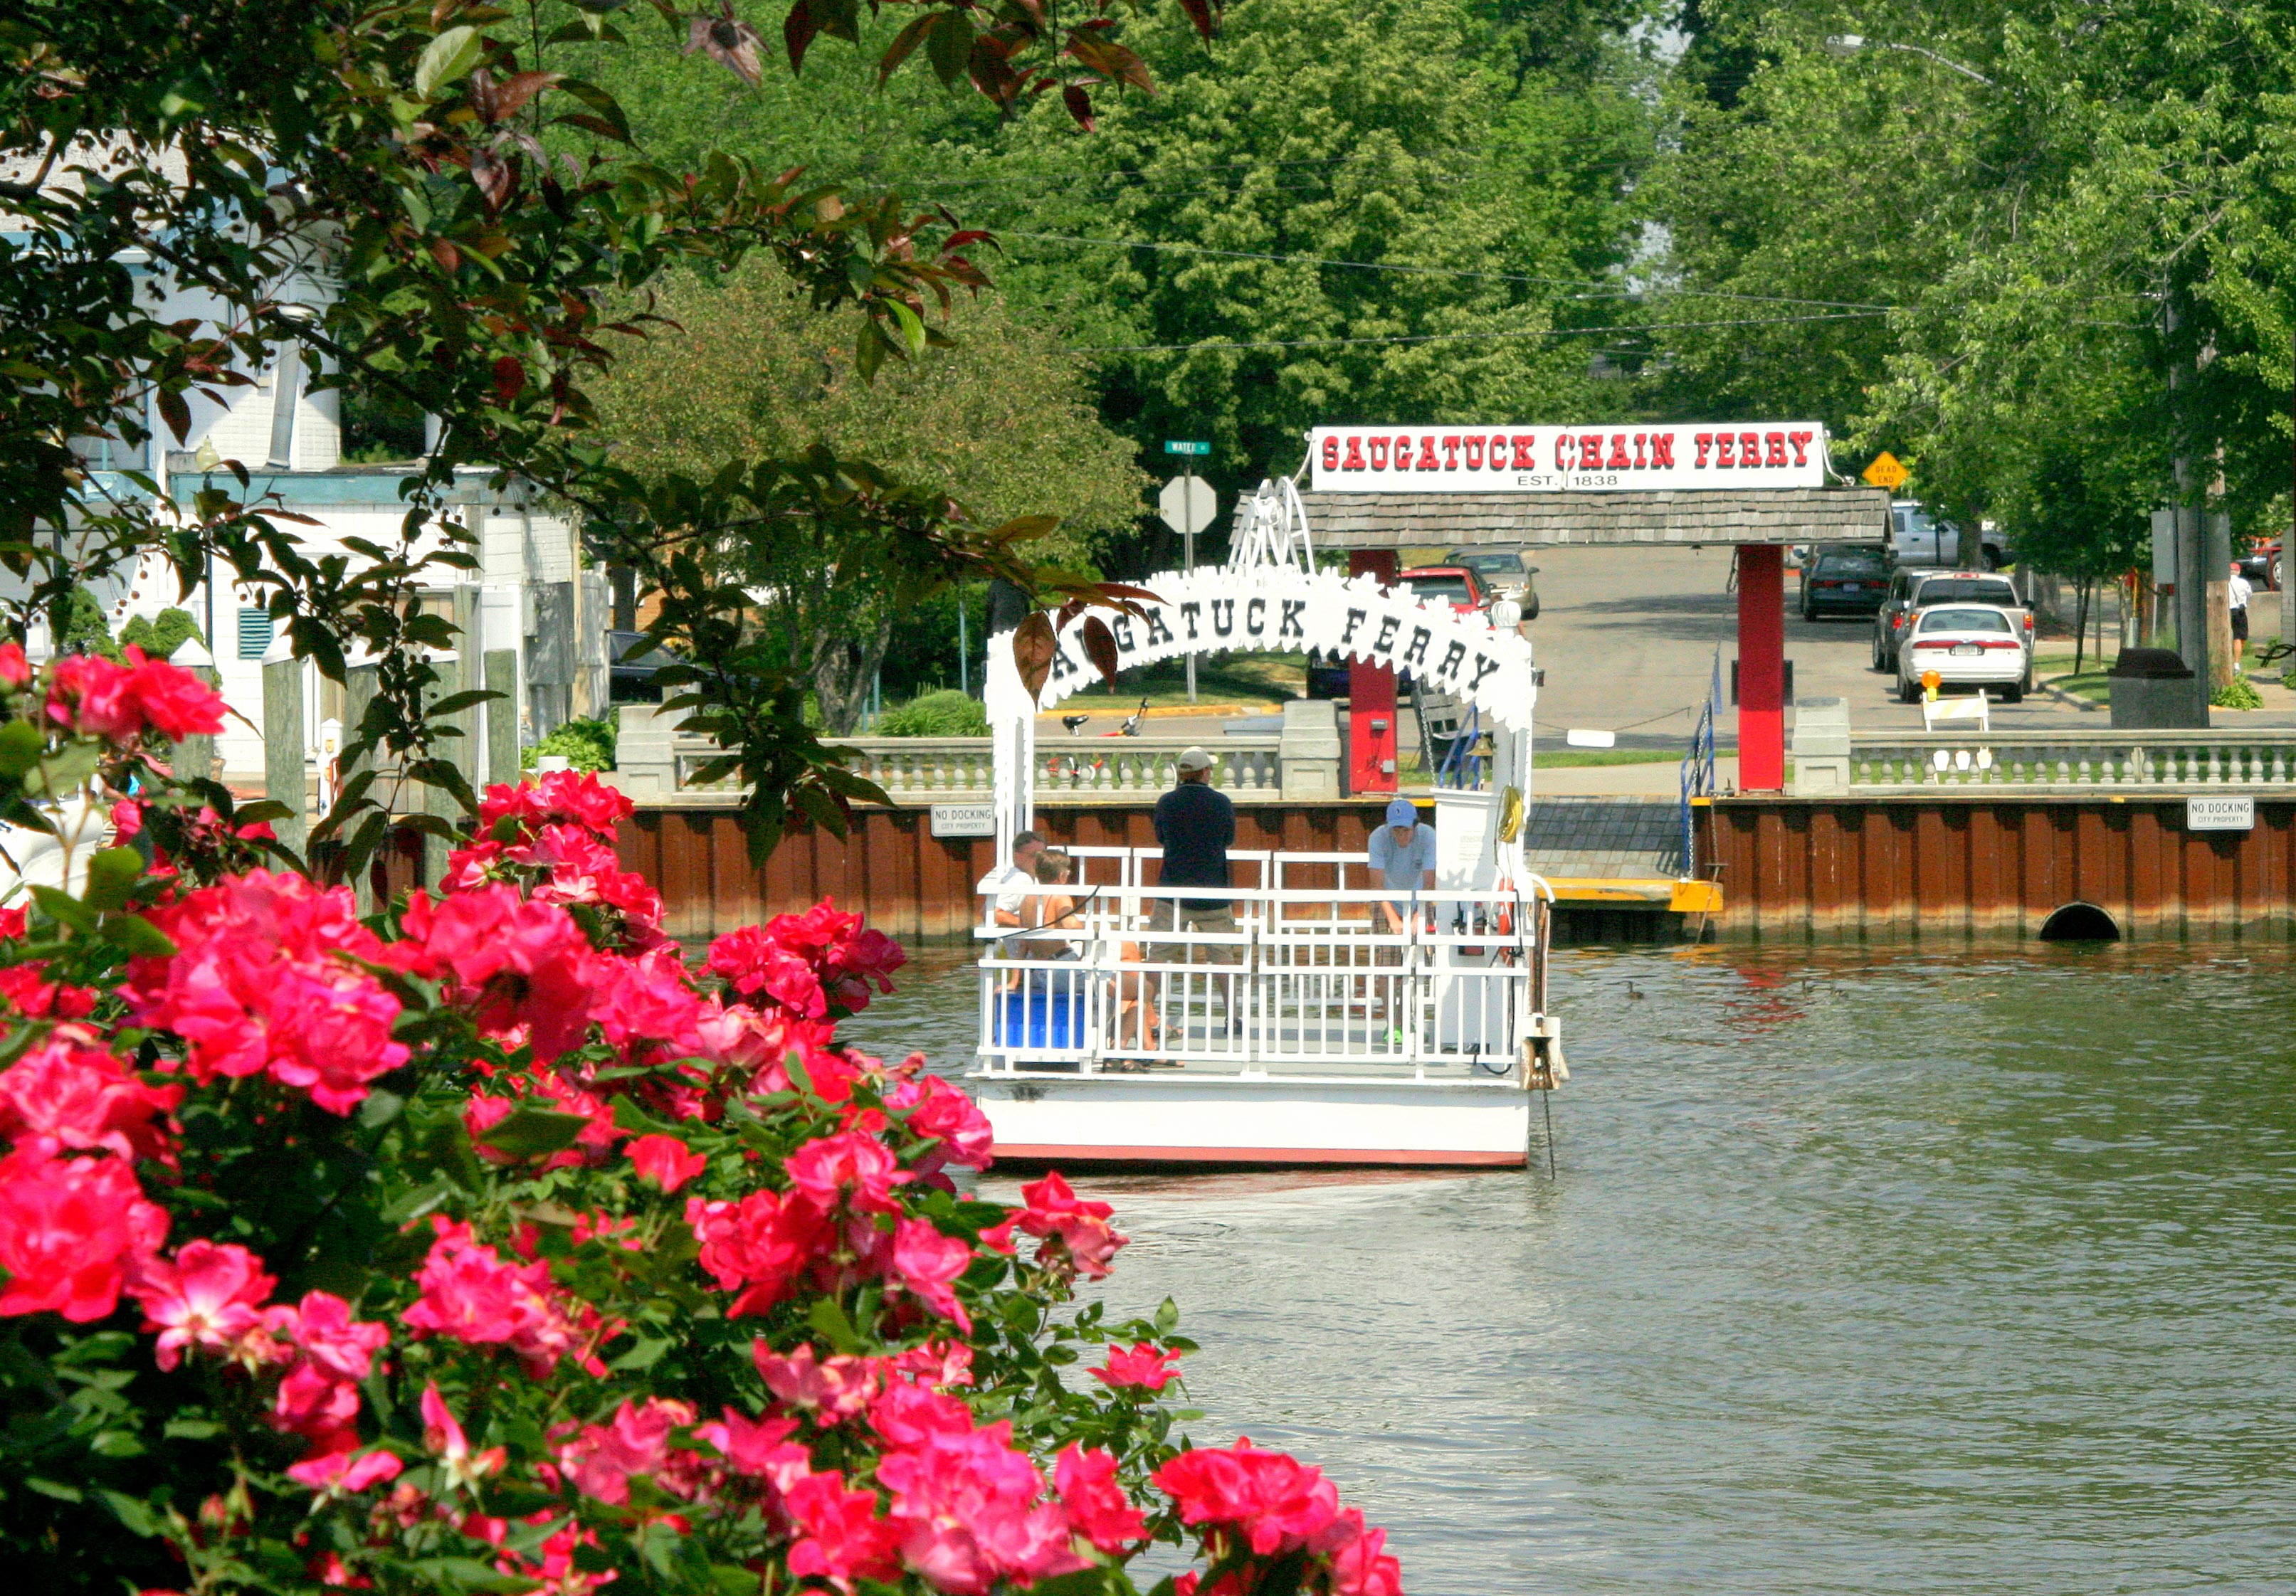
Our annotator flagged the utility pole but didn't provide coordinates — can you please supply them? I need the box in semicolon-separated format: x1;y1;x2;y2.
2167;293;2212;723
2283;364;2296;667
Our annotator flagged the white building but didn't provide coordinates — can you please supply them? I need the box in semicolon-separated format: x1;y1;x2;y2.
7;135;611;787
35;284;606;784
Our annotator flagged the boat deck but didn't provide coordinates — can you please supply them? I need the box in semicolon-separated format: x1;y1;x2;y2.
965;848;1560;1164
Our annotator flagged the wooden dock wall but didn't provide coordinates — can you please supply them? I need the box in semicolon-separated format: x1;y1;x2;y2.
1709;795;2296;941
619;795;2296;944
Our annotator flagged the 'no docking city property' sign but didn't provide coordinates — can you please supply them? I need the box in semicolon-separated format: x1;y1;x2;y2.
1308;423;1830;492
2186;796;2255;831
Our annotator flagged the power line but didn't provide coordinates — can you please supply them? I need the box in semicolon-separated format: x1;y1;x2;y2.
907;149;1653;193
1075;309;1890;354
998;230;1900;310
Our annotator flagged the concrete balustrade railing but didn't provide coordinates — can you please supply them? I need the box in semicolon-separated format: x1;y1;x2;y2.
1843;729;2296;790
614;706;1303;801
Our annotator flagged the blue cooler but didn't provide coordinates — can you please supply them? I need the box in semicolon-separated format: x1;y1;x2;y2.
996;990;1083;1050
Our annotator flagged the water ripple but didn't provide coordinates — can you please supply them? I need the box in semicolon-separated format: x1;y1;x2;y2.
842;941;2296;1595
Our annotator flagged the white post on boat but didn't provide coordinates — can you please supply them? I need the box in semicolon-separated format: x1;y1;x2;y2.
983;608;1036;874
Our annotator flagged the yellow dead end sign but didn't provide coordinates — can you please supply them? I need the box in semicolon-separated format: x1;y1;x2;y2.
1863;451;1910;490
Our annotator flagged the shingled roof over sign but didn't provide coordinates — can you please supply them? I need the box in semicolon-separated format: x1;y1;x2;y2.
1283;487;1892;548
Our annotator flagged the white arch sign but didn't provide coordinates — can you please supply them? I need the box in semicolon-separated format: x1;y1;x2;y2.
981;560;1539;867
1031;564;1537;729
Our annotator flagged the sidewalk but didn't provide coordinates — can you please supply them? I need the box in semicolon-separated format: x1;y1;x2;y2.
1532;758;1732;797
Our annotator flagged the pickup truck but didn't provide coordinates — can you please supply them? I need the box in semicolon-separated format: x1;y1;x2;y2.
1890;502;2011;571
1873;569;2031;675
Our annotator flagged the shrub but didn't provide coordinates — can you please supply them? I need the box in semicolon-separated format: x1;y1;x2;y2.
118;608;205;662
875;688;989;737
2212;674;2265;709
57;585;118;660
0;655;1402;1596
524;714;618;771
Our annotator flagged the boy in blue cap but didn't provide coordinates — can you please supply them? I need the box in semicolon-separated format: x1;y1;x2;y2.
1367;797;1437;935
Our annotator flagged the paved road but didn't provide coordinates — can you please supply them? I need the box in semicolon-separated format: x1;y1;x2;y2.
1522;544;2296;746
1038;546;2296;792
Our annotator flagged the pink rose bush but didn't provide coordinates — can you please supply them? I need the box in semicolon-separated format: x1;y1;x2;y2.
0;736;1402;1594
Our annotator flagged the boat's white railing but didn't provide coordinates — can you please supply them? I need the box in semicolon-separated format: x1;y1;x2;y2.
973;880;1541;1080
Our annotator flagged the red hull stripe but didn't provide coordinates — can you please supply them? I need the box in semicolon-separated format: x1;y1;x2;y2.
990;1143;1527;1168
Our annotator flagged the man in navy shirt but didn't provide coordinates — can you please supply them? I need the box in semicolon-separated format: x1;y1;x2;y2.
1151;746;1237;953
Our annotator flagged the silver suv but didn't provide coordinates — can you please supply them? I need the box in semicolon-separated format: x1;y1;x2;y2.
1873;569;2026;673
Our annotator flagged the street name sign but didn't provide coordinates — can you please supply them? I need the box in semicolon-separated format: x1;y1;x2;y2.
1164;440;1211;456
2186;796;2255;831
1307;423;1829;492
930;803;996;838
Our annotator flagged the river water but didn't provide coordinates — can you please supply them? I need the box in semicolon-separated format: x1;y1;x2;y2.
839;943;2296;1595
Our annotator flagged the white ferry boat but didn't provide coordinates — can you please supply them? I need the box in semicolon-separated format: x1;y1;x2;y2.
966;481;1564;1168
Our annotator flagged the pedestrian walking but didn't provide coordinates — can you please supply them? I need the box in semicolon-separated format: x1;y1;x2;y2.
2229;561;2254;670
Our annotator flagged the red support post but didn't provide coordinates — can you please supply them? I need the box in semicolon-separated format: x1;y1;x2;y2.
1347;549;1400;793
1737;544;1786;791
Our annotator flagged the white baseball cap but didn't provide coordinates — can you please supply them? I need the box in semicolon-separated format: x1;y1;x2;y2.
1176;746;1214;772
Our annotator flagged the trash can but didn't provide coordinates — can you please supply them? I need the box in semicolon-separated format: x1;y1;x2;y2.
2109;648;2203;729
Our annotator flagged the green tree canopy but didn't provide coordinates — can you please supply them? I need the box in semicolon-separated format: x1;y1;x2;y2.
975;0;1656;508
591;260;1146;729
1648;1;2296;578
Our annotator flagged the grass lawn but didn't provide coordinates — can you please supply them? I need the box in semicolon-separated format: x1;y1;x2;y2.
1054;654;1303;709
1532;748;1685;768
2033;652;2112;703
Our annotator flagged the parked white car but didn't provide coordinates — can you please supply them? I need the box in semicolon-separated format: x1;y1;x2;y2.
1896;603;2031;704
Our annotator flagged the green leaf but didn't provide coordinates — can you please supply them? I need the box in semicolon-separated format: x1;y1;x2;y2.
160;1417;222;1442
609;1336;671;1372
888;298;927;359
806;1295;865;1354
99;914;178;959
99;1487;164;1535
25;741;101;798
25;1477;83;1503
359;1089;407;1129
82;846;144;911
28;884;98;934
414;26;485;100
926;9;972;88
0;720;43;777
428;689;501;717
381;1177;458;1226
476;1105;595;1157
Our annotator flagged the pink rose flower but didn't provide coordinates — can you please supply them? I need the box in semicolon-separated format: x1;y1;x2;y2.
0;1147;169;1321
127;1239;276;1370
626;1133;708;1194
1056;1444;1149;1553
399;1217;599;1376
1092;1341;1181;1392
752;1341;880;1420
132;871;408;1114
0;1035;181;1164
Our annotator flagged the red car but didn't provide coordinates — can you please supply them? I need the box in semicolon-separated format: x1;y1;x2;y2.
1395;566;1491;613
1305;566;1493;697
